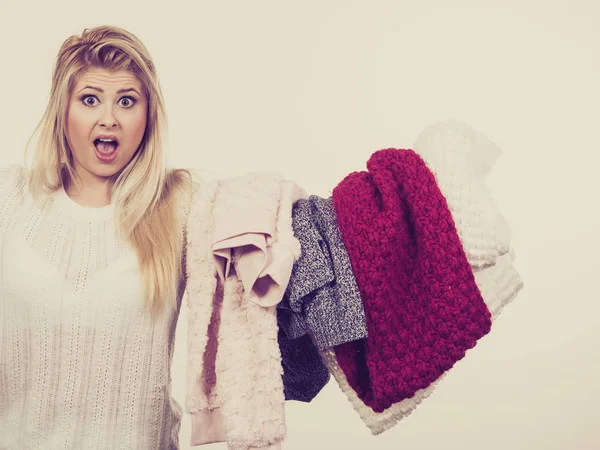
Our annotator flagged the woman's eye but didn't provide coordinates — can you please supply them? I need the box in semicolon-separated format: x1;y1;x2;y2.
119;96;136;107
82;95;98;106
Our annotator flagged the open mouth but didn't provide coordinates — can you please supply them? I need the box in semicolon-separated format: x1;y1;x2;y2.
93;137;120;162
94;138;119;155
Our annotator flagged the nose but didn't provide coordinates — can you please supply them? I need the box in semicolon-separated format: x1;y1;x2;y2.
99;105;119;128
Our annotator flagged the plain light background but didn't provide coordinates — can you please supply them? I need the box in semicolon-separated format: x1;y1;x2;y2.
1;1;599;449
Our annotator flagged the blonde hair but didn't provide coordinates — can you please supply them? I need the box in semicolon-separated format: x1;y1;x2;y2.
25;25;193;319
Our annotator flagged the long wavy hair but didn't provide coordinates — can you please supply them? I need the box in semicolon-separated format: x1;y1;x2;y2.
25;25;193;320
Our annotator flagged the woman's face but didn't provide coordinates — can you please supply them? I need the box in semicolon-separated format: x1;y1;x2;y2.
65;67;148;184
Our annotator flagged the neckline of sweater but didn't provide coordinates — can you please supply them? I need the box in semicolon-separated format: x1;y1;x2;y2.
53;185;115;221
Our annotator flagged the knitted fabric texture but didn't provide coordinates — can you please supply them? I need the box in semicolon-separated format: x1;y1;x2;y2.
0;165;185;449
474;250;523;319
412;119;523;319
278;196;367;350
331;148;492;413
322;251;523;434
322;250;523;434
185;173;304;450
277;322;330;402
323;121;523;434
413;119;510;268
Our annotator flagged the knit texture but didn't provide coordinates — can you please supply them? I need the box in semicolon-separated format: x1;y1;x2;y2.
185;173;304;450
0;165;185;449
323;120;523;433
413;119;510;268
331;149;492;413
322;250;523;434
278;196;367;350
474;250;523;319
321;348;442;434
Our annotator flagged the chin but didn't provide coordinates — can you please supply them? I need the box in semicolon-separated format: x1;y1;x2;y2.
90;163;123;179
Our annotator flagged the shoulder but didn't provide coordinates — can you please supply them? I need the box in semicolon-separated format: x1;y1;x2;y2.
187;170;219;223
0;164;27;186
188;168;219;195
0;164;28;220
166;168;219;228
0;164;28;200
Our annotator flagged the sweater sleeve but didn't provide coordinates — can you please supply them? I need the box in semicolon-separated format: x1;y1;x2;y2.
0;165;25;203
0;165;26;232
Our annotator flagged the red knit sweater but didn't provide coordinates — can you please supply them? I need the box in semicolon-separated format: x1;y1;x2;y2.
332;148;492;413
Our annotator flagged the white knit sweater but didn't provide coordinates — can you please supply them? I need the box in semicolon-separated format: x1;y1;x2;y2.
0;165;184;449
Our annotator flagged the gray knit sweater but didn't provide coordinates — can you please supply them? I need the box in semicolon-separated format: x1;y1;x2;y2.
277;196;367;350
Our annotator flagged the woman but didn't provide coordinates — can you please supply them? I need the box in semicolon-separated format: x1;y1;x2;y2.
0;25;193;449
0;23;522;450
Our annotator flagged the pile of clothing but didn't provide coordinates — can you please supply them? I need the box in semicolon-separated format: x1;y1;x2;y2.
184;120;524;450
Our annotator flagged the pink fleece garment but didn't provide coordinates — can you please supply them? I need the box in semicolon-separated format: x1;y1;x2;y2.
185;173;304;450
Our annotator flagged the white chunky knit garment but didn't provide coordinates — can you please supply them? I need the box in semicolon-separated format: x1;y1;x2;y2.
0;165;185;450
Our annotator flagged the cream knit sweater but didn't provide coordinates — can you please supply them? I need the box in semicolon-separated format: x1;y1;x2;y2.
0;165;185;449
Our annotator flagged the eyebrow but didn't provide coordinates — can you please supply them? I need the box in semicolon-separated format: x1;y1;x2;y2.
77;85;141;96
